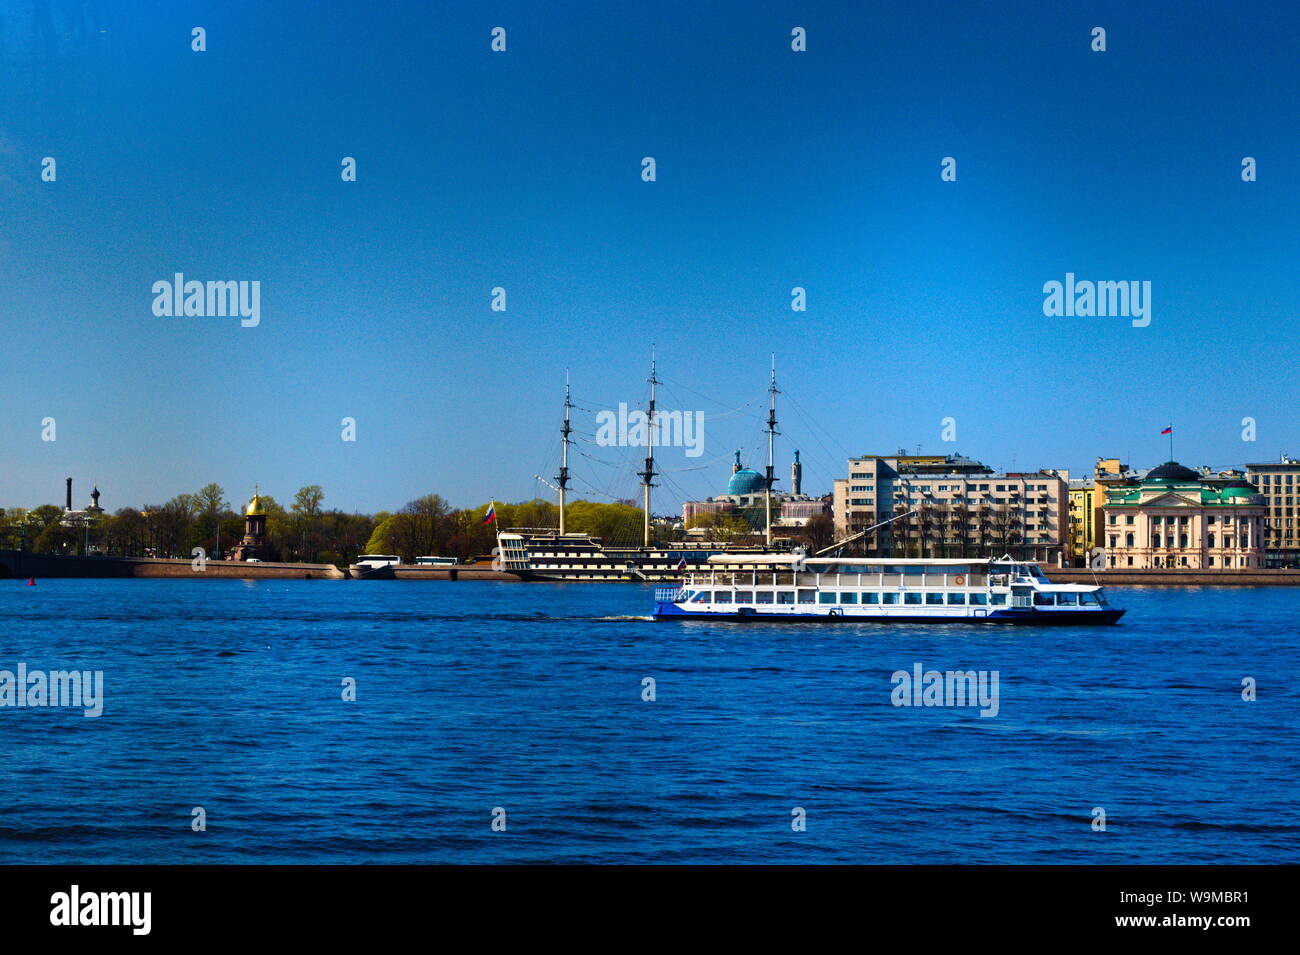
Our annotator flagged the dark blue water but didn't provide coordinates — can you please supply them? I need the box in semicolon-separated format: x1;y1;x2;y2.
1;579;1297;864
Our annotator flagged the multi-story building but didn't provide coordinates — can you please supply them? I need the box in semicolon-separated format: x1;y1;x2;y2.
1064;457;1139;566
832;453;1067;563
1067;480;1096;565
1245;454;1300;567
1101;462;1265;569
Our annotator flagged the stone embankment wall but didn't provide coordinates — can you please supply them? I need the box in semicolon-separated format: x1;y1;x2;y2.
0;551;344;579
1050;568;1300;586
351;563;522;581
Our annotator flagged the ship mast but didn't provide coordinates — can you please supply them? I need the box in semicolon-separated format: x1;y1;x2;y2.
765;354;780;546
556;372;572;535
637;348;659;547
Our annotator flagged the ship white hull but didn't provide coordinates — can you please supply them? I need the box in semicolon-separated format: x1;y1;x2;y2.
652;600;1124;624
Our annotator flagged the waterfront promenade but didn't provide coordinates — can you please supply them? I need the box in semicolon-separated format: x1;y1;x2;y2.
1047;568;1300;586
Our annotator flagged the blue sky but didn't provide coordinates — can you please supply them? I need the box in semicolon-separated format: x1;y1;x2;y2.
1;0;1295;514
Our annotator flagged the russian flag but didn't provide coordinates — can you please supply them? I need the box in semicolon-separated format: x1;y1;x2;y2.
676;556;687;571
483;503;496;524
1160;426;1172;435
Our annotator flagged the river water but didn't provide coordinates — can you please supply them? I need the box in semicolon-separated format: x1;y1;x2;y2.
1;579;1296;863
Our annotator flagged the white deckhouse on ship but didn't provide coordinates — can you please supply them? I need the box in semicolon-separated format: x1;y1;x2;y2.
653;555;1124;624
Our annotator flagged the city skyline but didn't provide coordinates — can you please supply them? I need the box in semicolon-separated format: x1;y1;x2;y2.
1;0;1296;514
7;438;1295;518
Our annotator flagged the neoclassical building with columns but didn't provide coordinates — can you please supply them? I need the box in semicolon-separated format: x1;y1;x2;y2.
1101;462;1266;569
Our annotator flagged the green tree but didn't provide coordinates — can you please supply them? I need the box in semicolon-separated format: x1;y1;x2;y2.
293;485;324;517
798;512;835;551
195;483;227;514
291;485;326;561
363;515;400;557
686;510;753;543
34;522;79;555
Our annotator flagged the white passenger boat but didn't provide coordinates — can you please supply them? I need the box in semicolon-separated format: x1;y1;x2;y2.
652;555;1124;624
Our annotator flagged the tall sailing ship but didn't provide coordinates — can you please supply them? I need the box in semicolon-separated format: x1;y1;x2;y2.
494;356;798;581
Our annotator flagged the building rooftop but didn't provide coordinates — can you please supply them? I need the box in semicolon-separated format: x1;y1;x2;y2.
1246;455;1300;469
1146;461;1201;482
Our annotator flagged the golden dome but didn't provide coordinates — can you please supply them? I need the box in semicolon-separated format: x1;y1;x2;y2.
245;488;266;516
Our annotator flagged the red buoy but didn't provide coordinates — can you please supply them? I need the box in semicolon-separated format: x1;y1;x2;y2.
27;578;36;586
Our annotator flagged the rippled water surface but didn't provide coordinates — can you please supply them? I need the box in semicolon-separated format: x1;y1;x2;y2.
1;579;1297;863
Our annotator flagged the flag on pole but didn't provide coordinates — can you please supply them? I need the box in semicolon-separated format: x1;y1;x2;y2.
483;502;496;524
1160;426;1173;435
676;556;687;572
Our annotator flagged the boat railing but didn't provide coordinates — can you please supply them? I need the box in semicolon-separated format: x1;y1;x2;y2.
655;587;684;603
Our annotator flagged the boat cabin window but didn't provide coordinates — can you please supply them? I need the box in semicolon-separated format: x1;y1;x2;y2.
839;592;858;604
690;591;710;603
990;593;1007;605
881;593;899;605
818;592;836;604
994;562;1045;582
1034;592;1055;606
798;591;816;604
970;592;988;605
881;565;928;576
948;592;966;604
777;591;795;604
904;592;922;605
756;592;774;604
1057;592;1079;606
925;593;944;605
715;592;732;604
862;592;880;604
736;591;753;603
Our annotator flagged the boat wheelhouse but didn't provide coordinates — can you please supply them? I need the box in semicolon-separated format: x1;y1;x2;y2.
653;555;1124;624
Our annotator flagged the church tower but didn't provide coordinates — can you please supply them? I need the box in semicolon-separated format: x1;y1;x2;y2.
229;487;279;562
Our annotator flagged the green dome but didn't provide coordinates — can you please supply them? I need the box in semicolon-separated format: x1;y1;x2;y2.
728;468;766;495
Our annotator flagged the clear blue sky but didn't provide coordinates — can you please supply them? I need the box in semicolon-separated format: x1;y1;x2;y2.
1;0;1295;515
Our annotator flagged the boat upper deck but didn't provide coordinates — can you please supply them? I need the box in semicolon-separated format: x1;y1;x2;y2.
684;556;1099;593
704;554;1042;567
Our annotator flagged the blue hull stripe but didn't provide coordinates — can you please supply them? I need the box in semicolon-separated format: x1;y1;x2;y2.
653;604;1125;625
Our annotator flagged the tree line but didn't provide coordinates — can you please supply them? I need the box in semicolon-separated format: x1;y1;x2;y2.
0;483;373;565
840;500;1042;559
3;487;813;564
0;484;1056;564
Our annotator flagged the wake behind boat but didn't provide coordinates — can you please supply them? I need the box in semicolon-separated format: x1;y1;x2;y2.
653;555;1124;624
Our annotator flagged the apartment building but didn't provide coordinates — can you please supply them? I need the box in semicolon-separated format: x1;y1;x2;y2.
1245;454;1300;567
832;452;1067;564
